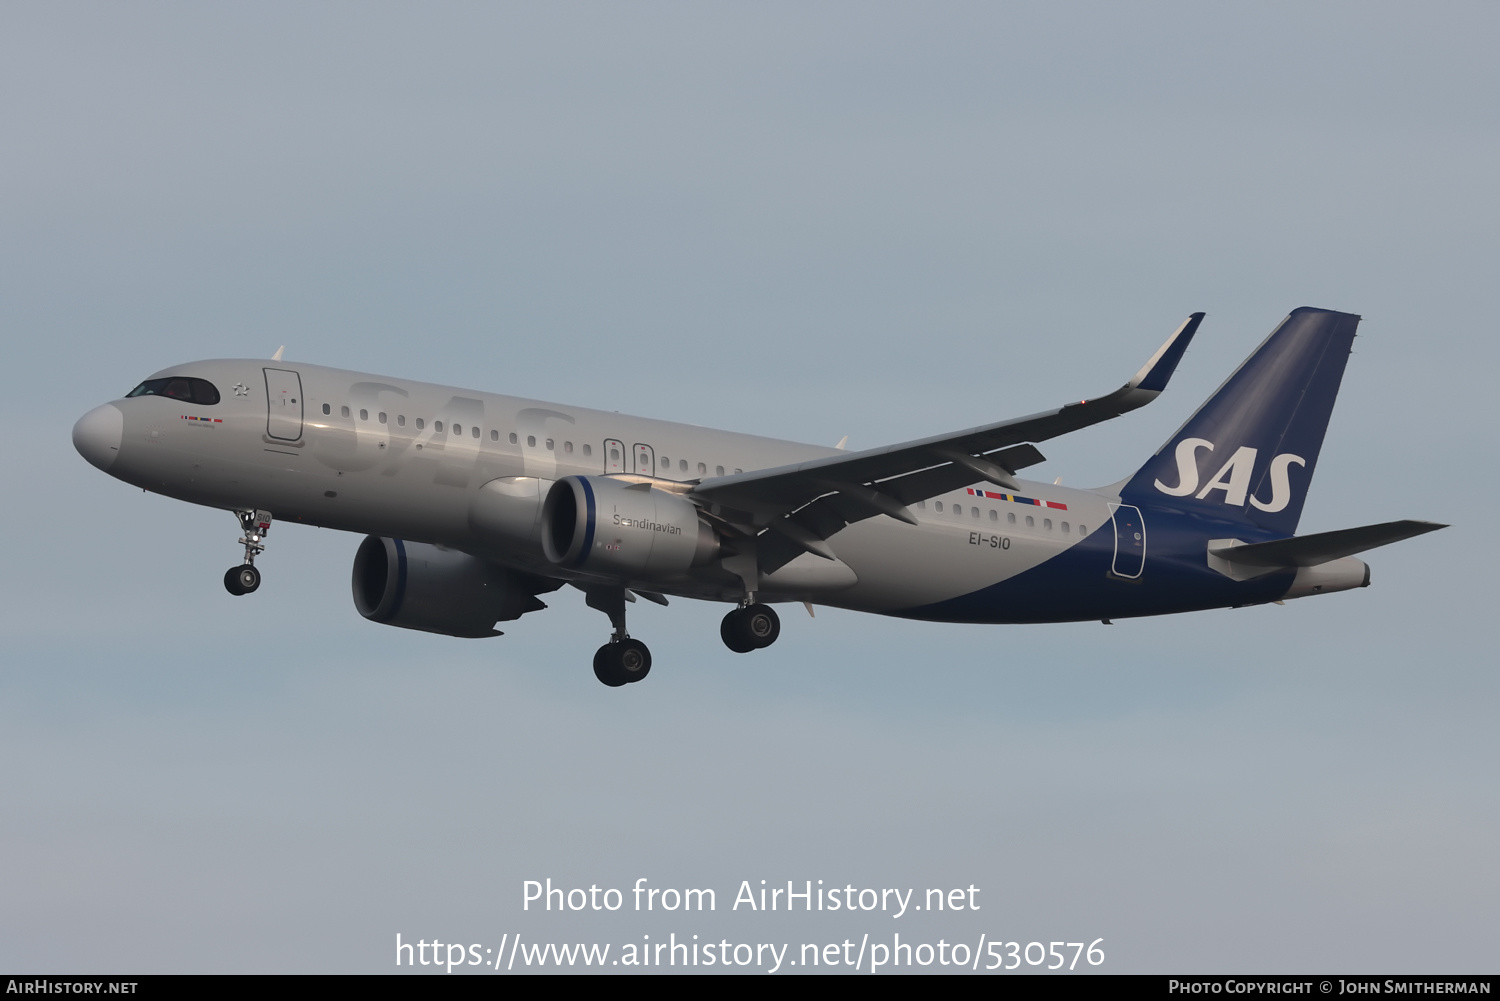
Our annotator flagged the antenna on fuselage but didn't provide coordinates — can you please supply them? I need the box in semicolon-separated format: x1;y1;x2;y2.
271;346;285;361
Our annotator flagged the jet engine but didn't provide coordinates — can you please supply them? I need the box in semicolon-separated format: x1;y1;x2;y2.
540;476;719;578
351;536;554;637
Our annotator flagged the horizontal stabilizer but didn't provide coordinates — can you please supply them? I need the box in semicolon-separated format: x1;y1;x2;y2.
1210;520;1446;568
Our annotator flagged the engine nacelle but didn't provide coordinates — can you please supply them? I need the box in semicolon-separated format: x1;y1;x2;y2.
541;476;718;578
351;536;552;638
1283;556;1371;599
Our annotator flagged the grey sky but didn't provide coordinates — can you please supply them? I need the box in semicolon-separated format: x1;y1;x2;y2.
2;2;1494;973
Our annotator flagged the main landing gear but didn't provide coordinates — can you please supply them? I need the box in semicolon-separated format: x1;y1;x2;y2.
223;509;272;596
721;603;780;654
584;587;652;687
578;587;782;686
593;638;651;688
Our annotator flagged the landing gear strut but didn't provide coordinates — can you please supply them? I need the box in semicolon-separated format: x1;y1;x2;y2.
584;586;652;687
721;603;780;653
223;509;272;596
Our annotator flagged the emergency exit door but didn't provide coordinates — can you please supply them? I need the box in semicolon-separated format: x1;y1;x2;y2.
603;439;625;473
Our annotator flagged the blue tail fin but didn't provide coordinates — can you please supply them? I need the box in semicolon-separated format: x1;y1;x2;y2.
1121;307;1360;535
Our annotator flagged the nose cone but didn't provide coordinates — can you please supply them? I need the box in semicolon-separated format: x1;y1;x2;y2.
73;403;124;472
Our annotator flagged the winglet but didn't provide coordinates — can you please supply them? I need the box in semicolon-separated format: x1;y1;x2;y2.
271;346;285;362
1126;312;1203;394
1060;311;1202;418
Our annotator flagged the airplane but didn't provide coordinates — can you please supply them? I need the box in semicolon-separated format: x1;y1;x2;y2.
72;307;1444;687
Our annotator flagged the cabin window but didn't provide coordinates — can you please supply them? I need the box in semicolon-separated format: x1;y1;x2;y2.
565;441;574;453
341;406;351;418
359;409;368;421
716;465;725;476
661;456;670;468
934;501;944;512
1078;524;1087;536
583;444;592;456
398;415;406;427
321;403;331;415
509;433;518;444
545;438;553;449
1026;515;1034;528
1007;512;1016;524
1061;521;1070;533
415;418;425;430
453;424;461;435
378;412;387;424
734;468;742;474
1043;518;1052;530
697;462;706;475
527;435;536;447
490;429;498;441
472;426;479;439
989;509;998;521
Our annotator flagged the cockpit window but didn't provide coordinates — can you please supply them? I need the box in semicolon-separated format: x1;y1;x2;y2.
126;377;221;406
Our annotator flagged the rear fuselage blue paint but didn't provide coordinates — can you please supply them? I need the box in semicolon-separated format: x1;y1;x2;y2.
898;511;1295;624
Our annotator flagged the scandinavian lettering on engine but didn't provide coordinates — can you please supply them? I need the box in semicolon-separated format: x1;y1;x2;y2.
613;514;683;535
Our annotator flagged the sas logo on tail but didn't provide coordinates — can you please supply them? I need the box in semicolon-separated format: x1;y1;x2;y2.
1153;438;1305;512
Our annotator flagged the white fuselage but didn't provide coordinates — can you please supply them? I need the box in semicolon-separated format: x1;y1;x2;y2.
86;358;1111;615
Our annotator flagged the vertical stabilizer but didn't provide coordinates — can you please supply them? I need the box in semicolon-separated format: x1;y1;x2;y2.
1122;307;1360;535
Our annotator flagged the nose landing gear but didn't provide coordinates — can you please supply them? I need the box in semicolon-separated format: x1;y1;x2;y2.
721;602;780;653
223;509;272;596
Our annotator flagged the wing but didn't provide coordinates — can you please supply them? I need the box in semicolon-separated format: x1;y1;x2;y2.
691;312;1204;574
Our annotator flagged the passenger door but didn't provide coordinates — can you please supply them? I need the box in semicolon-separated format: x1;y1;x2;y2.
1108;503;1146;579
264;368;303;441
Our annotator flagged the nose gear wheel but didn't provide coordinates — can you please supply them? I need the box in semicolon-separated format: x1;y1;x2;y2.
224;564;261;595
